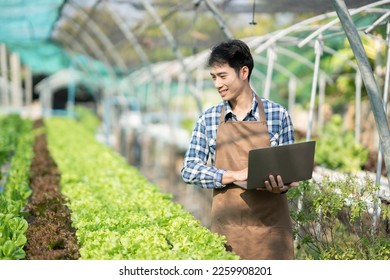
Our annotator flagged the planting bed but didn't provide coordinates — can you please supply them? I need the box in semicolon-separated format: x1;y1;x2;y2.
24;119;79;259
44;116;237;260
0;112;237;260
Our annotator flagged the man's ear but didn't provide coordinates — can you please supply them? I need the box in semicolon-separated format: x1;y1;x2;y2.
240;66;249;80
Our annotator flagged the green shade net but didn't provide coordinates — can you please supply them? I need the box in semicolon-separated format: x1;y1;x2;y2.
3;40;71;74
0;0;67;74
0;0;64;41
0;0;113;77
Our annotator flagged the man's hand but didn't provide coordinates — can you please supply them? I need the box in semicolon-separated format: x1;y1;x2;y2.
264;175;299;194
222;168;248;185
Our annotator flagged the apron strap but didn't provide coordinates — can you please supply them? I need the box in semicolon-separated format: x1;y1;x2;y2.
219;93;266;124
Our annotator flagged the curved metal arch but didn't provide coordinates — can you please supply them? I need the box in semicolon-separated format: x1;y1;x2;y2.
252;14;343;55
254;54;300;82
132;61;176;84
54;30;86;56
298;1;390;47
128;51;268;98
67;1;127;72
102;0;159;108
53;31;114;78
53;8;118;78
303;37;359;73
275;46;333;83
103;2;152;71
54;16;117;77
52;29;117;86
181;50;211;73
250;1;390;55
265;34;359;81
251;40;336;86
319;26;388;44
365;10;390;33
140;0;202;114
251;25;341;49
255;49;299;100
52;2;125;78
197;0;233;40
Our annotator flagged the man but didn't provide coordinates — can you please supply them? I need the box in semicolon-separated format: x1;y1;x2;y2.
181;39;298;260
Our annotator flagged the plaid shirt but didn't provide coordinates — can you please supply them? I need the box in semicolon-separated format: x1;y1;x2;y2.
181;94;295;189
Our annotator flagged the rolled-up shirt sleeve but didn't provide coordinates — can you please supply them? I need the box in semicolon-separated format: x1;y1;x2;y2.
280;109;295;145
181;116;225;189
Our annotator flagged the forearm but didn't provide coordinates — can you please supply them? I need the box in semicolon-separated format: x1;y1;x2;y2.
181;162;225;189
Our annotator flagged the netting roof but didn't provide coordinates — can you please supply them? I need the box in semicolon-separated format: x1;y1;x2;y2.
0;0;66;73
0;0;382;76
0;0;113;75
0;0;62;40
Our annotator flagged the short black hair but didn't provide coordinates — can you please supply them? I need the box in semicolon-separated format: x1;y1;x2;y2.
208;39;254;81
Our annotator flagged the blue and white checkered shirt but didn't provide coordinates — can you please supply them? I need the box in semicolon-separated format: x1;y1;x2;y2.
181;93;295;189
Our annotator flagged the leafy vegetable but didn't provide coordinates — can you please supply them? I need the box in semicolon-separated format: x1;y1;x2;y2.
46;117;238;260
0;114;34;260
313;114;369;172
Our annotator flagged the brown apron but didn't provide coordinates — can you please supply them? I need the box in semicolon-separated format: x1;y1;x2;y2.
211;97;293;260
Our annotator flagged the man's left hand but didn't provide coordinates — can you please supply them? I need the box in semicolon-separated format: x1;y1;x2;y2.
264;175;299;194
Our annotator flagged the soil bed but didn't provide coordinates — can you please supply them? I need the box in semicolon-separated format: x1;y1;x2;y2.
24;119;79;260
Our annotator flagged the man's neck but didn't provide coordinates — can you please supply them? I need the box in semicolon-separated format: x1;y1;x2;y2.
229;89;253;121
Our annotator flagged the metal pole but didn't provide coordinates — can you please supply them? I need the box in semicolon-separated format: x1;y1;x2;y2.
297;39;323;247
25;67;33;106
375;22;390;186
318;74;326;130
355;71;362;143
263;47;276;99
372;21;390;232
10;52;22;108
332;0;390;188
0;44;9;106
288;77;296;114
306;39;323;141
103;94;111;146
67;65;76;117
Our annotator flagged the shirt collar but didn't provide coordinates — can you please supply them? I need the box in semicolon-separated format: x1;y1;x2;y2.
223;92;259;121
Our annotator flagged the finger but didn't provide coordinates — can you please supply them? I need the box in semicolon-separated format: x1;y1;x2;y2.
268;176;282;194
264;180;272;192
268;175;278;188
288;182;299;188
276;175;284;187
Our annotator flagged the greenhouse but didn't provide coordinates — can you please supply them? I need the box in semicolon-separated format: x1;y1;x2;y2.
0;0;390;264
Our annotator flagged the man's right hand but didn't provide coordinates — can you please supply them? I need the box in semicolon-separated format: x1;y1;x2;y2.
221;168;248;185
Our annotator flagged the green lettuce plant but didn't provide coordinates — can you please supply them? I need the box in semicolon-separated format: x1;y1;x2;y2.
0;115;33;260
46;117;238;260
314;114;369;172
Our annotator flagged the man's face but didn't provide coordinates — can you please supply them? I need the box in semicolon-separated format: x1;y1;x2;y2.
210;63;247;101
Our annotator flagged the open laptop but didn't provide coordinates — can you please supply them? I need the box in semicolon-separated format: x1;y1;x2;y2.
234;140;316;189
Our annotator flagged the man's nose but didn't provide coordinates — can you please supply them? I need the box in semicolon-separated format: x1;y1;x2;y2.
214;77;223;89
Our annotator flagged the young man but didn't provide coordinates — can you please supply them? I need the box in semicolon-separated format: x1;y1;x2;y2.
181;39;297;260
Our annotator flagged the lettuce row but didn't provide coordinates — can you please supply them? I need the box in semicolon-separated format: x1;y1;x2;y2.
46;117;238;260
0;115;33;259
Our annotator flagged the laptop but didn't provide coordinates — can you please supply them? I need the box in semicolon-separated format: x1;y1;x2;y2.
234;140;316;189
